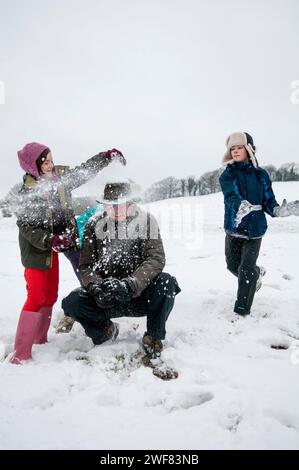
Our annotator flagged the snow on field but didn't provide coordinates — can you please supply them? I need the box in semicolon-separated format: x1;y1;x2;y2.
0;182;299;450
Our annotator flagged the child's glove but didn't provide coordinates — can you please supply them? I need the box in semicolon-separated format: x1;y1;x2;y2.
235;200;262;227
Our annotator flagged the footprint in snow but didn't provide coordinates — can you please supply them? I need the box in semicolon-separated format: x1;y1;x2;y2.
264;283;281;290
282;273;293;281
221;411;243;433
279;328;299;341
147;390;214;412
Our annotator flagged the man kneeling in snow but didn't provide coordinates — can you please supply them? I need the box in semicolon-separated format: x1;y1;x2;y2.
61;180;180;358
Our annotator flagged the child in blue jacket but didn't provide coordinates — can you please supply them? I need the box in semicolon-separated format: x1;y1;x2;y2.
219;132;299;316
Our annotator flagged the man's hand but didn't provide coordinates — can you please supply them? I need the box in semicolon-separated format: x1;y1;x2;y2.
235;200;262;227
101;277;133;303
87;281;118;309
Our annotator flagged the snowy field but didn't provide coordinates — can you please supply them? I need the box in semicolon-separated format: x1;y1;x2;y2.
0;181;299;450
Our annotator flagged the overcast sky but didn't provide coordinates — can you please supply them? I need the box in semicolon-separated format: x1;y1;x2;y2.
0;0;298;198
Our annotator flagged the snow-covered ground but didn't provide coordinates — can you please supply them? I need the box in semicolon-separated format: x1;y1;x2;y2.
0;182;299;450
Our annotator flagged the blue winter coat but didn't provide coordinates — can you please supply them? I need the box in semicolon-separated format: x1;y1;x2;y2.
219;161;279;238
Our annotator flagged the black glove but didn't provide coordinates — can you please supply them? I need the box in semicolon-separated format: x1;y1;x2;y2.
87;281;118;309
101;277;133;303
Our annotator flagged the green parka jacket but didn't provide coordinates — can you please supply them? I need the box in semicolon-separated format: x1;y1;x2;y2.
17;153;110;270
79;207;166;298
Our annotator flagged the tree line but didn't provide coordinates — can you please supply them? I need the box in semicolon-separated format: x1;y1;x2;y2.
144;162;299;202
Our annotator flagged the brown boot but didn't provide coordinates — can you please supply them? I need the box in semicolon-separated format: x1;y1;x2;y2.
56;315;75;334
142;334;163;359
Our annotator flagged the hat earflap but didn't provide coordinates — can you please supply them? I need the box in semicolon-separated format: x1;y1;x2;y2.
245;143;258;167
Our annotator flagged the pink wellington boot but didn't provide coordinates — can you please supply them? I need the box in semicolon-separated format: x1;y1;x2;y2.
34;306;53;345
10;311;40;364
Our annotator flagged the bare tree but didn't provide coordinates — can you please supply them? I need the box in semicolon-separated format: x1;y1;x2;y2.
263;165;277;181
276;162;299;181
199;169;221;195
180;178;186;197
144;177;181;202
186;176;196;196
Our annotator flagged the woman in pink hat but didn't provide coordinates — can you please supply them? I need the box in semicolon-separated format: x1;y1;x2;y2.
11;142;126;364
